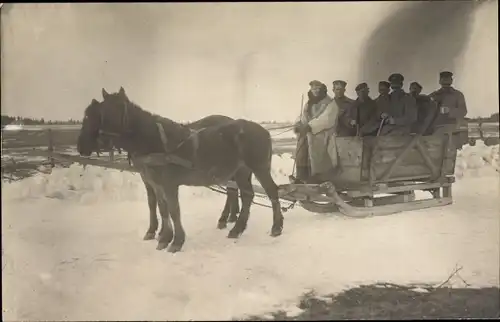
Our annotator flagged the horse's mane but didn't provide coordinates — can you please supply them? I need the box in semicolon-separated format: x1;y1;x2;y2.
126;98;188;136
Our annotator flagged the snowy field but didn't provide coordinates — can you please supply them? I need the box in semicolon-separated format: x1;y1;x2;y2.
2;142;499;320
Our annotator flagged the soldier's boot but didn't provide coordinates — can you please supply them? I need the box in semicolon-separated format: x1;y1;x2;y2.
289;166;310;184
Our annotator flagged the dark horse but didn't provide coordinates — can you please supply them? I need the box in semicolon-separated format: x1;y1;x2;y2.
77;87;284;253
93;116;241;241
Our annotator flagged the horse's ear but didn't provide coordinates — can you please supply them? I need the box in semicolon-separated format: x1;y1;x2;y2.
102;88;109;100
118;86;127;98
91;98;99;104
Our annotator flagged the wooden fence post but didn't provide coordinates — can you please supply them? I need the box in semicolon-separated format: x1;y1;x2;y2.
47;129;55;168
109;149;115;162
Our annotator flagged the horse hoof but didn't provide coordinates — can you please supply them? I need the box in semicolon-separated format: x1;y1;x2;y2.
227;216;238;223
143;232;156;240
156;241;169;250
167;244;182;253
217;221;227;230
227;230;241;239
270;228;283;237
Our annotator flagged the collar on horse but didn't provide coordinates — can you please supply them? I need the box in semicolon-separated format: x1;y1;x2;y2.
154;122;201;169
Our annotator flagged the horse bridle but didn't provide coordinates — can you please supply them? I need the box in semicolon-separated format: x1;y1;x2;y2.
97;100;131;139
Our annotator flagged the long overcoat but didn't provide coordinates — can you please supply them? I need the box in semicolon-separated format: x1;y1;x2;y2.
297;95;340;176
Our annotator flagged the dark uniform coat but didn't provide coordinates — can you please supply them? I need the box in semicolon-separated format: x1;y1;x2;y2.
375;94;391;114
413;94;438;135
335;96;357;137
429;87;468;126
352;97;383;136
429;86;468;147
382;89;418;135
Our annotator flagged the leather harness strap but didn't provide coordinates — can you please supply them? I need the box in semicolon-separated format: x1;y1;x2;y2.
190;128;200;163
155;122;200;169
156;122;169;149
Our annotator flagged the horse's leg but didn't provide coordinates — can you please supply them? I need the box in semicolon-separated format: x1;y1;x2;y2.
159;185;185;253
217;186;239;229
228;168;253;239
156;197;174;250
143;181;159;240
228;184;240;223
157;197;169;240
253;168;284;237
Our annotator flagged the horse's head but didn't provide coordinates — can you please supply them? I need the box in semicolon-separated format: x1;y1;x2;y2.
77;86;131;157
77;98;103;156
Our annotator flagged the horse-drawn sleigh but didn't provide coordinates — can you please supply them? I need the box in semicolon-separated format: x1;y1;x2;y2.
28;87;459;252
275;132;456;218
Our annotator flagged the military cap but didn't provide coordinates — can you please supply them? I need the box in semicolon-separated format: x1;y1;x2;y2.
378;81;390;87
439;71;453;78
388;73;404;83
309;80;324;87
332;80;347;87
410;81;422;89
355;82;368;91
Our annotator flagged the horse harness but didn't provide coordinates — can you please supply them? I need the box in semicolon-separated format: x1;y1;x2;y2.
97;100;201;170
154;121;201;169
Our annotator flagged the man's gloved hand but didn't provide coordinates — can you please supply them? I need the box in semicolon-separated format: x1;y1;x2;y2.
300;123;312;134
380;112;389;119
349;120;357;127
293;123;301;134
440;106;450;114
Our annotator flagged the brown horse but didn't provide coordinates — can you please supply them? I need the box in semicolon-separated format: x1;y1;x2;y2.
93;113;241;241
77;87;284;253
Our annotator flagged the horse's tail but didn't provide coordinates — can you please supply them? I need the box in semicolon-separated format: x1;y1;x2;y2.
230;120;274;172
266;131;273;168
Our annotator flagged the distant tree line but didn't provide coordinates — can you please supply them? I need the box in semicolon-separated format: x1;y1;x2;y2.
1;112;498;128
1;115;82;127
466;112;499;123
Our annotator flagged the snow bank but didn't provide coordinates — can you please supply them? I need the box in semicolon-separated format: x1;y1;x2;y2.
454;142;499;179
2;164;146;203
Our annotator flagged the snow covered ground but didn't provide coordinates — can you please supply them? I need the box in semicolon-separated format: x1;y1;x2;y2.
2;143;499;321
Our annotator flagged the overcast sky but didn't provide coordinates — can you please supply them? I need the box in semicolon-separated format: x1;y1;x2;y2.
1;2;498;121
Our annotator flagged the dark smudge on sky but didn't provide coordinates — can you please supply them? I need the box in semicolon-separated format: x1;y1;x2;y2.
359;1;486;92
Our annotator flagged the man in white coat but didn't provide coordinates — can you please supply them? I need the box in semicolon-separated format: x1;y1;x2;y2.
293;80;340;184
